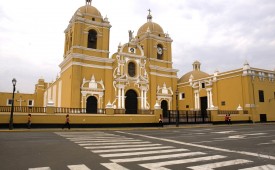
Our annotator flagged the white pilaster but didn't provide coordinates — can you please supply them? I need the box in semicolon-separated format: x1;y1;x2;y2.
118;88;121;109
144;90;147;109
141;89;144;109
122;88;125;109
194;90;200;110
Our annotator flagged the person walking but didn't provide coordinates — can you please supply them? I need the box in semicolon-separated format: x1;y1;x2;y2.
228;114;232;125
27;113;31;129
225;114;228;125
62;114;70;130
159;114;163;127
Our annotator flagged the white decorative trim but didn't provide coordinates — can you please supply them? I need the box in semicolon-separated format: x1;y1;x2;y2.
119;52;146;59
150;72;178;78
149;58;172;64
150;65;178;73
137;33;173;42
72;62;113;69
58;80;62;107
60;61;113;74
72;46;110;54
59;53;114;70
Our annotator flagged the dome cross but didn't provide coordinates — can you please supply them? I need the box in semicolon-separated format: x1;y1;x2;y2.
147;9;152;22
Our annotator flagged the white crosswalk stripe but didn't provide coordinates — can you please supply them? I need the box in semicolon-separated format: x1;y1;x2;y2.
55;132;274;170
84;143;162;149
79;141;151;146
101;163;129;170
111;152;206;163
100;148;189;157
239;164;275;170
140;155;226;170
29;167;51;170
92;146;174;153
187;159;253;170
67;164;91;170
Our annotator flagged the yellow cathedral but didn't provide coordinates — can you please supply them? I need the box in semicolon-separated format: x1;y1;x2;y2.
43;2;177;114
0;1;275;126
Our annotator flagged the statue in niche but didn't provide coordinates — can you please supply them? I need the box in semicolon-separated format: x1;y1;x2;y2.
128;30;134;42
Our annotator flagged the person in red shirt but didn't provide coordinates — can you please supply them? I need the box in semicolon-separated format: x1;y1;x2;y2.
62;114;70;129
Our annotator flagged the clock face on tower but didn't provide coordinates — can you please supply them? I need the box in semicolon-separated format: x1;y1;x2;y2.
157;45;163;60
157;47;163;55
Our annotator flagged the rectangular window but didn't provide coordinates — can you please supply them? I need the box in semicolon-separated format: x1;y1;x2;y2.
186;105;189;108
274;92;275;99
201;83;205;88
181;93;185;99
221;101;226;106
28;100;34;106
259;90;265;102
7;99;12;106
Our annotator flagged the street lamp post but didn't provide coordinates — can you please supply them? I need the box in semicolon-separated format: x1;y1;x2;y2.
176;89;179;127
9;78;17;130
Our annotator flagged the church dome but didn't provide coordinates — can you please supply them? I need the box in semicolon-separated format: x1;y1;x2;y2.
178;61;209;83
75;5;102;19
137;11;164;36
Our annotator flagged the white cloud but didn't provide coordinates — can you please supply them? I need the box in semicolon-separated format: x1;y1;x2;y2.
0;0;275;93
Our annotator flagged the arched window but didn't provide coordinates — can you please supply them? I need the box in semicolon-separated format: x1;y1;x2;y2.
157;44;163;60
88;30;97;49
128;62;136;77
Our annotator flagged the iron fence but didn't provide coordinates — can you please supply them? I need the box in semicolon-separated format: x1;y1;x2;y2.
163;110;211;124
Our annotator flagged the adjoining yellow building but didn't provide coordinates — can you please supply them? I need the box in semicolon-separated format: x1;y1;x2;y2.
178;61;275;123
0;1;274;126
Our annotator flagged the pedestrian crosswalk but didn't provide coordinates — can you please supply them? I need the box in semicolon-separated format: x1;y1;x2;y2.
30;132;275;170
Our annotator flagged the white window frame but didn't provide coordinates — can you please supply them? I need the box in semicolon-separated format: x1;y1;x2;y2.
28;100;34;106
180;93;185;100
7;99;12;106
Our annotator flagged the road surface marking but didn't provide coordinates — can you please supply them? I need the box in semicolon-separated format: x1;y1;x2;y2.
74;139;141;143
101;163;129;170
67;164;91;170
68;137;132;141
187;159;252;170
111;152;205;163
84;143;162;149
117;131;275;160
228;135;246;139
100;148;188;157
212;131;236;134
92;146;174;153
29;167;51;170
258;140;275;145
239;164;275;170
139;155;226;170
79;141;151;146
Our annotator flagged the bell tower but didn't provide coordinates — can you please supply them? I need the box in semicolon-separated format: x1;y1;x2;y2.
58;1;113;108
135;10;178;110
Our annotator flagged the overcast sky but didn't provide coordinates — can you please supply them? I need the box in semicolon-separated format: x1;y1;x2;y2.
1;0;275;93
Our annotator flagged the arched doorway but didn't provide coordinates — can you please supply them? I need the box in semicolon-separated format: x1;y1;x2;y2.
161;100;168;118
125;90;138;114
86;96;97;114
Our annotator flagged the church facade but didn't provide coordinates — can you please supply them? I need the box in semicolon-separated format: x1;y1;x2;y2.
1;2;275;123
43;3;178;114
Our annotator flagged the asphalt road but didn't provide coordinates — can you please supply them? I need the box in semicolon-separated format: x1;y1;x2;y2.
0;124;275;170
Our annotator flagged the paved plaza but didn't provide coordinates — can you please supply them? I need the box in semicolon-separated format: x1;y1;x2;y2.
0;124;275;169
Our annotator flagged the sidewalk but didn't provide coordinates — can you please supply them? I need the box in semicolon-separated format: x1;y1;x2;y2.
2;123;273;132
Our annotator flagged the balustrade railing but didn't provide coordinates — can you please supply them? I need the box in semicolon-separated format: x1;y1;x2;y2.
0;106;46;113
218;110;239;115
